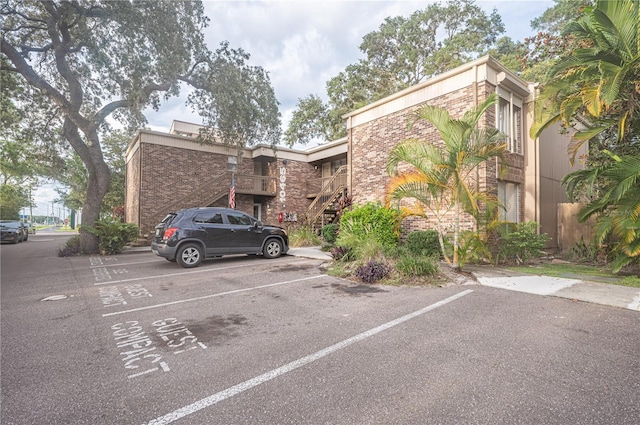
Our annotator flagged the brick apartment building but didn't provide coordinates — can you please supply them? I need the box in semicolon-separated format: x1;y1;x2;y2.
125;56;580;248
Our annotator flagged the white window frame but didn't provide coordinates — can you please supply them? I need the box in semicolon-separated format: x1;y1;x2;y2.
496;90;523;154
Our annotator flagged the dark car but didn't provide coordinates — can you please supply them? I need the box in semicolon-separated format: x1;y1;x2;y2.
151;207;289;268
0;220;27;244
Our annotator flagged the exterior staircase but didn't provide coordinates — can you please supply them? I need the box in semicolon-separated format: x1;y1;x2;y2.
162;172;277;215
304;165;348;233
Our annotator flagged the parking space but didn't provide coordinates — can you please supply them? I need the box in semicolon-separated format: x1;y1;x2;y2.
2;235;640;424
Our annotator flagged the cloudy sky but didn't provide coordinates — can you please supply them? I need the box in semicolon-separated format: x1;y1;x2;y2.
145;0;554;132
33;0;554;217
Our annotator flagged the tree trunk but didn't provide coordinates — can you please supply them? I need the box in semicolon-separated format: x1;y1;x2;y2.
63;120;111;254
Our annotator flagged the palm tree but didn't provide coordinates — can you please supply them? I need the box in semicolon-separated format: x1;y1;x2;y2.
386;93;507;269
564;152;640;272
532;0;640;272
531;0;640;161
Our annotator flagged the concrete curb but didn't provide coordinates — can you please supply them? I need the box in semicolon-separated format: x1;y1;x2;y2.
467;266;640;312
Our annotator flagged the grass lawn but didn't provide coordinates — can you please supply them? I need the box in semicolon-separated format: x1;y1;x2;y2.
507;262;640;288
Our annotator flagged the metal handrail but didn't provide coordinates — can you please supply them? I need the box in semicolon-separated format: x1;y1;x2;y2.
305;165;348;225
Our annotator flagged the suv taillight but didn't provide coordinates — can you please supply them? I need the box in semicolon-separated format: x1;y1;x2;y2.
162;227;178;241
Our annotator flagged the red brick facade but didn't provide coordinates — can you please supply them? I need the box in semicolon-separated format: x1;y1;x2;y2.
349;80;525;236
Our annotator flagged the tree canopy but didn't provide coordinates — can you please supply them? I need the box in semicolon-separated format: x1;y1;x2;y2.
284;0;507;146
1;0;281;252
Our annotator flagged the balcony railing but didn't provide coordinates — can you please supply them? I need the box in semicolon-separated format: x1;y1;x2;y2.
233;174;277;196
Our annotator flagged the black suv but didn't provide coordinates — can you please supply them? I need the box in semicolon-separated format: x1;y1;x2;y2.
151;207;288;268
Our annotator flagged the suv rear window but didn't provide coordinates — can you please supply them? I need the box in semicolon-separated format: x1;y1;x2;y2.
159;213;177;226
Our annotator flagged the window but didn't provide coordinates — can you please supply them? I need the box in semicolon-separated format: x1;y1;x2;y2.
226;211;253;226
498;182;519;223
332;158;347;173
227;156;238;172
194;212;223;224
496;94;523;154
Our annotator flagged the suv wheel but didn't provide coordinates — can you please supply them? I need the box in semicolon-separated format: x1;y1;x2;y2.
263;239;283;259
177;243;203;268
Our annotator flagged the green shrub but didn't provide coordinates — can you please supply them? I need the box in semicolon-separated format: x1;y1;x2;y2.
335;226;385;262
457;230;491;265
395;254;439;276
496;222;549;265
57;235;81;257
85;219;139;255
406;230;440;257
339;202;401;249
321;223;339;244
288;226;321;247
354;260;391;283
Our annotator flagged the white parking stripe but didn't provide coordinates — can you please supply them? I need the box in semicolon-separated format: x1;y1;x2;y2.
94;263;261;286
102;275;327;317
93;256;304;286
145;290;474;425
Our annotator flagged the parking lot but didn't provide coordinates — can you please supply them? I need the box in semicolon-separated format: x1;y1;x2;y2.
2;233;639;424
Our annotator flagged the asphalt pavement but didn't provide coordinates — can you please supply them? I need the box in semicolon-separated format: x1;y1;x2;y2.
124;243;640;312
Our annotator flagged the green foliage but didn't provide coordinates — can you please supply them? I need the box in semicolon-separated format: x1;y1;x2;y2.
406;230;440;257
569;236;610;264
455;230;492;266
283;95;340;147
564;153;640;273
321;223;339;244
84;220;139;255
57;235;81;257
0;183;28;219
618;275;640;288
354;260;391;283
286;0;507;144
496;222;550;265
531;0;640;160
336;228;386;262
339;202;401;250
288;226;321;247
395;254;439;277
386;93;506;268
2;1;280;253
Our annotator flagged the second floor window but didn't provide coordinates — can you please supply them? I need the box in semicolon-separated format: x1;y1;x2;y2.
497;94;523;154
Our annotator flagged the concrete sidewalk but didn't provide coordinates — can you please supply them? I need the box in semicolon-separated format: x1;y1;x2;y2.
466;265;640;312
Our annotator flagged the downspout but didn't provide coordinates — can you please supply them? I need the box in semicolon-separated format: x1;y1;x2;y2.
347;115;353;201
473;65;479;233
532;83;540;226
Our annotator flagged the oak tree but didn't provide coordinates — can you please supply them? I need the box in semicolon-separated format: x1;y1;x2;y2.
1;0;281;252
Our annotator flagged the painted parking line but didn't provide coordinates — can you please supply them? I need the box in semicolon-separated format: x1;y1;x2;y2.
94;263;272;286
145;289;474;425
102;275;327;317
90;258;162;268
93;256;304;286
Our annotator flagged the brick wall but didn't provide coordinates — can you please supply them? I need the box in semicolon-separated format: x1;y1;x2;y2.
133;141;321;235
350;83;525;236
138;143;245;235
263;158;318;231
